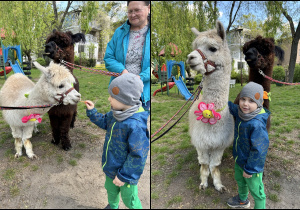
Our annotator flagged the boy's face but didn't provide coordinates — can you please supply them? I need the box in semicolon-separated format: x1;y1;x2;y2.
239;97;258;114
108;96;129;111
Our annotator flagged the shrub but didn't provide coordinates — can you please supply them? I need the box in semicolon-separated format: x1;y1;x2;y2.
231;69;248;83
36;57;46;66
194;73;203;84
88;58;96;67
293;64;300;82
273;66;285;81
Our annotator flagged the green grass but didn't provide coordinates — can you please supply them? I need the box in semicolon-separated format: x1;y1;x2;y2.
151;82;300;208
69;159;77;166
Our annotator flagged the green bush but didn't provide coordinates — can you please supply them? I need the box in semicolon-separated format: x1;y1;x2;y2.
194;73;203;84
231;69;248;83
36;57;46;66
88;58;96;67
293;64;300;82
273;66;285;81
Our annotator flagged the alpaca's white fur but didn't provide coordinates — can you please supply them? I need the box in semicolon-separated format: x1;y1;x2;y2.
187;21;234;192
0;61;81;159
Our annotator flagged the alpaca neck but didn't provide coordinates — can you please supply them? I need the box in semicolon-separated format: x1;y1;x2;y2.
249;67;272;92
201;73;230;110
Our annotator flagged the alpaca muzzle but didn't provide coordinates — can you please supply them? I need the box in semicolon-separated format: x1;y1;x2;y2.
55;87;78;105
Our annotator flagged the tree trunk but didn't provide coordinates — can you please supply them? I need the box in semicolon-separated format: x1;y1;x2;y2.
288;23;300;83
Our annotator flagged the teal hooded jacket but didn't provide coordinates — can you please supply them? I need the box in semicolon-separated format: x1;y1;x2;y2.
104;20;150;105
87;107;149;185
228;101;270;175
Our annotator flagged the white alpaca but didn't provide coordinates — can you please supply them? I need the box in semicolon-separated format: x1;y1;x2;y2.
187;21;234;192
0;61;81;159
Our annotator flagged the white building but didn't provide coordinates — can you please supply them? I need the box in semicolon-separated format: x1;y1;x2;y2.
226;27;251;73
62;11;106;64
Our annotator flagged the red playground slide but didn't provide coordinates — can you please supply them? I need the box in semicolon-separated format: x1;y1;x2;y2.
153;82;175;96
0;66;13;76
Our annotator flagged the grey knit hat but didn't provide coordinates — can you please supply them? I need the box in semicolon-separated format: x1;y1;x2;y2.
108;73;143;106
240;82;264;106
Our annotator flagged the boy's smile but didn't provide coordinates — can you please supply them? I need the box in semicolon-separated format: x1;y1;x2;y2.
239;97;258;114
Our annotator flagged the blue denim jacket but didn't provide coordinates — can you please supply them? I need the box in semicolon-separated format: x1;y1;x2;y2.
87;107;149;185
104;20;150;105
228;101;270;175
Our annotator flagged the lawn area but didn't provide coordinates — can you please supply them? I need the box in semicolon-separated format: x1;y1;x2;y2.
151;81;300;209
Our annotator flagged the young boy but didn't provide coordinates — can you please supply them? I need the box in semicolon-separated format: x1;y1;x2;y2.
85;73;149;209
227;82;270;209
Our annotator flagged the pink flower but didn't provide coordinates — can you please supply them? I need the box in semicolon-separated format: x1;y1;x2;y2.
22;114;42;123
194;102;221;125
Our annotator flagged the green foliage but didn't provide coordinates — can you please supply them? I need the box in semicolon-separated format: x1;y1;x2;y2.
80;2;99;33
293;64;300;82
0;2;54;61
74;56;96;67
151;1;217;68
231;69;248;84
273;66;285;81
36;58;46;66
194;73;203;84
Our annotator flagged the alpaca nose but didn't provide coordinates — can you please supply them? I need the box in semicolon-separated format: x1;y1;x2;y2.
245;47;257;58
188;54;196;61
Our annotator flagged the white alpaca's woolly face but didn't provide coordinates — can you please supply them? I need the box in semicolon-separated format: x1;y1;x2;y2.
34;61;81;105
52;79;81;105
187;21;231;76
187;36;221;75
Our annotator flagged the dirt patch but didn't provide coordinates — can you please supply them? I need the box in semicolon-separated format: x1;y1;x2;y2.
0;119;150;209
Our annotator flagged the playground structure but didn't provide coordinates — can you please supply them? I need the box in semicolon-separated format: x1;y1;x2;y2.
152;60;193;100
152;43;194;100
0;38;31;80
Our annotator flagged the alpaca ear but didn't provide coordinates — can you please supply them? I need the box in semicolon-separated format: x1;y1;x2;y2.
191;27;201;36
71;33;86;44
216;20;226;41
33;61;48;74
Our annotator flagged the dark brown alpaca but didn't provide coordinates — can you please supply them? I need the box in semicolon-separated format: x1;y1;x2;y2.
44;29;86;150
234;36;284;131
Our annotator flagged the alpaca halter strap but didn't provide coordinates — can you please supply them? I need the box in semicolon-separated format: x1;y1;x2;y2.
196;49;217;76
55;87;75;104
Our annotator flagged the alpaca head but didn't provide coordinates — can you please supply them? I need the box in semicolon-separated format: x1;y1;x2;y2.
243;36;284;71
33;61;81;105
187;21;231;77
44;29;86;63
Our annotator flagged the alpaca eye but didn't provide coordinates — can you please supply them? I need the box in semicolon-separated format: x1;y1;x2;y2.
58;84;64;89
209;47;217;52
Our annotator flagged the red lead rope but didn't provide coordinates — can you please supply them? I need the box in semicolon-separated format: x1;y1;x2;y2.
61;60;121;77
259;69;300;85
0;104;53;110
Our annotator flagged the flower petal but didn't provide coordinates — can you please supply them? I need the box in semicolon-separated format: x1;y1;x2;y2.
196;115;204;121
209;118;217;125
194;111;203;117
201;117;209;123
212;109;221;120
207;103;215;110
198;102;207;112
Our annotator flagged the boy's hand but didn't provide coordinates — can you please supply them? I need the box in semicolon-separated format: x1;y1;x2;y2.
85;100;95;110
243;171;252;178
113;176;125;187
